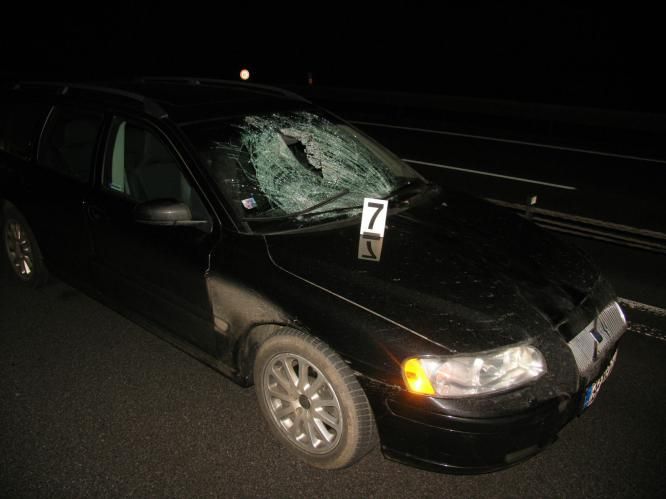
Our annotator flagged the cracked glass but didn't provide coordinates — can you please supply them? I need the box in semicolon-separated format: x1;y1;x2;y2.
184;109;425;226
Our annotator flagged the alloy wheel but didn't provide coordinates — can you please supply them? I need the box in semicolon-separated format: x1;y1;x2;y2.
262;353;343;454
5;220;34;280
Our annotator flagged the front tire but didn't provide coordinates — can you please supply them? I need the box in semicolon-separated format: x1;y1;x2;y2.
254;328;377;469
2;205;47;287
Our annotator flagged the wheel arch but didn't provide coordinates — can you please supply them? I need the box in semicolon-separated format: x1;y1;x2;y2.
205;272;313;385
234;321;320;386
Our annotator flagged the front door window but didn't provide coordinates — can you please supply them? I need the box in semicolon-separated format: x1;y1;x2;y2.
105;120;209;222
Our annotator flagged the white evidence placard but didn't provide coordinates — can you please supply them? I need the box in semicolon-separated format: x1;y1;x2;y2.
359;198;388;238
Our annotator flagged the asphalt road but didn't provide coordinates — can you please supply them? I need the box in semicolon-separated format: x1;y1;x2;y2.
1;275;665;498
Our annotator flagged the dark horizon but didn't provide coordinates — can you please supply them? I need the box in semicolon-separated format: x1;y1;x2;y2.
2;5;663;112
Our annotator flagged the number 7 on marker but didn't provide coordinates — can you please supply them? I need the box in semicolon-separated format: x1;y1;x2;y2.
360;198;388;238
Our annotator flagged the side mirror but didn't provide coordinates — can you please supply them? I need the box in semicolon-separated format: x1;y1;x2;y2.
134;199;207;227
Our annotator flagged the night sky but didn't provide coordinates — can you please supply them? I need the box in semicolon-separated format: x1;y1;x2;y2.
2;4;663;112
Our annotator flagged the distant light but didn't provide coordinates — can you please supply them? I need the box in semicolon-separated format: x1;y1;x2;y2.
240;68;250;81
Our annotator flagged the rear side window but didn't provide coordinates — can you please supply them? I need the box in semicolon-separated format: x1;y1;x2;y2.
38;107;103;183
1;102;51;160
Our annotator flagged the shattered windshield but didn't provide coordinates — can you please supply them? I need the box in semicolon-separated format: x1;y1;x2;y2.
183;109;424;225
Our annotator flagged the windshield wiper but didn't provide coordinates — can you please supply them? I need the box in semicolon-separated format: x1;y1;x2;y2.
241;188;350;222
382;178;429;202
292;180;431;221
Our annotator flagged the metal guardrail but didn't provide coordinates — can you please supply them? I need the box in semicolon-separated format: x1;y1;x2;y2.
486;198;666;254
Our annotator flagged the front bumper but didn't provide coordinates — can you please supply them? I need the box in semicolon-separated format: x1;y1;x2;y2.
359;347;617;474
380;393;578;473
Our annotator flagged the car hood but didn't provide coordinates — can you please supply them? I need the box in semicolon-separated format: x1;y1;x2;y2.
264;190;601;352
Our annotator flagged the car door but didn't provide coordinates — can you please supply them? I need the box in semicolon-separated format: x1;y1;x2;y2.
19;105;104;285
87;116;218;354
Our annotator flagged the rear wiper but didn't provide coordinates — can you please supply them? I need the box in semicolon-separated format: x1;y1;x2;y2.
241;188;350;222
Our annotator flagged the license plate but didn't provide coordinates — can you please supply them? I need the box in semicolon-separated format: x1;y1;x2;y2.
582;349;618;410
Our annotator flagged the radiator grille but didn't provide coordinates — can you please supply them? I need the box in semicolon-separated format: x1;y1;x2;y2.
568;301;626;379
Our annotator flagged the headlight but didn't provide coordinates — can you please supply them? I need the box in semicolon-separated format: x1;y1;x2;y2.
402;344;546;397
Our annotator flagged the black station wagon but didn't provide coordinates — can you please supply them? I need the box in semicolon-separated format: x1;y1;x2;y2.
0;78;626;473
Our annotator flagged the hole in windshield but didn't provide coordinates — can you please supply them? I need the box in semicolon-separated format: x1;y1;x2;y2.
185;110;424;224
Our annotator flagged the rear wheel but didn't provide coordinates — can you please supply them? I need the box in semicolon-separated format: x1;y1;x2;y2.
254;328;377;469
2;206;47;287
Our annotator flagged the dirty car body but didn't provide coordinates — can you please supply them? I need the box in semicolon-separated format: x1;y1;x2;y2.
0;79;626;473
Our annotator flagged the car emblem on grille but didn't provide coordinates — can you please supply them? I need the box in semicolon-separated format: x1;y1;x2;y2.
590;329;604;344
598;314;610;334
589;328;604;362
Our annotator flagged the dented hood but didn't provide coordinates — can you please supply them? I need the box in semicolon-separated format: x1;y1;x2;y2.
264;191;601;352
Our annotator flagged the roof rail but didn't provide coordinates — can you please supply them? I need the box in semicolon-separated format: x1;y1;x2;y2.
13;81;168;119
137;76;311;104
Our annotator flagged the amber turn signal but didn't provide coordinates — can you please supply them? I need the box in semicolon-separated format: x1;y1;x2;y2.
402;358;435;395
